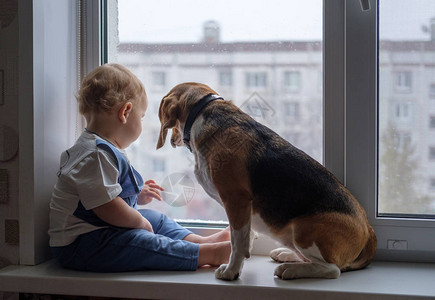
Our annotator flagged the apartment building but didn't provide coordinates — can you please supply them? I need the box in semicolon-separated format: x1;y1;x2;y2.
116;22;435;218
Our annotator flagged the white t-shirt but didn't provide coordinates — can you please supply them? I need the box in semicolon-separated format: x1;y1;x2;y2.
48;132;123;247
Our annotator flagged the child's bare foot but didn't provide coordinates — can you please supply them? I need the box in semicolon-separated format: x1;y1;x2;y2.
198;241;231;267
203;226;230;243
184;227;231;244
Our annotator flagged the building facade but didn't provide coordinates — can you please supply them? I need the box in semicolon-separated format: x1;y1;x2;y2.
115;24;435;220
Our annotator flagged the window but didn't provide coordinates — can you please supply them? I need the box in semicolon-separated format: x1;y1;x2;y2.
105;0;435;259
393;101;413;122
343;0;435;262
430;84;435;99
219;70;232;87
152;159;166;173
18;0;435;266
283;71;301;92
392;131;412;151
283;102;300;119
245;72;267;89
108;0;323;224
394;71;412;93
430;178;435;191
430;147;435;161
152;71;166;88
378;0;435;218
430;116;435;129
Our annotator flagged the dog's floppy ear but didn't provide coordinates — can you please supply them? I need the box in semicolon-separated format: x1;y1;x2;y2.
156;94;179;149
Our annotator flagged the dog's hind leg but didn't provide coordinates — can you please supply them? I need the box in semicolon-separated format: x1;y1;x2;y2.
270;247;306;263
274;261;340;279
273;244;340;280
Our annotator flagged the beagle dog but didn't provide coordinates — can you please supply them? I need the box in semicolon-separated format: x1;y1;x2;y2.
156;82;377;280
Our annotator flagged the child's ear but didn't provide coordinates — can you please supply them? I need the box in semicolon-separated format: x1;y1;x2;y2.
118;102;133;124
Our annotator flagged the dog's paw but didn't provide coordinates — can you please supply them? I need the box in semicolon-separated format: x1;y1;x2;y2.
274;263;298;280
274;262;341;280
215;264;240;281
270;248;303;263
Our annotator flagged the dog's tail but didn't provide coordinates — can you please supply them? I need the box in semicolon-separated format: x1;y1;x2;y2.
344;225;377;272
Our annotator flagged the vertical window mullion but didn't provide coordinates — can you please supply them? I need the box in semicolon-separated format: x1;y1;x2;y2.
323;0;346;183
344;0;378;219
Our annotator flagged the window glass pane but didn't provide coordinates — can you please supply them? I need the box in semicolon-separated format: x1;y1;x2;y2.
108;0;323;223
284;71;301;92
378;0;435;216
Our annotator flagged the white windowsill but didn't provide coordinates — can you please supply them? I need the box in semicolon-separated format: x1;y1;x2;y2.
1;256;435;299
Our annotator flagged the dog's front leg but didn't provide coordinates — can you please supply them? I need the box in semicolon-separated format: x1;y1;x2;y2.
215;199;252;281
215;221;251;280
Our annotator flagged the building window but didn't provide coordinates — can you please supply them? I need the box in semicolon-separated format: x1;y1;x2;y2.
394;71;412;93
430;116;435;129
245;72;267;88
219;71;232;87
152;159;166;173
284;102;300;119
393;102;412;123
393;132;412;151
152;71;166;88
283;71;301;92
430;147;435;161
110;0;323;224
430;178;435;191
430;84;435;99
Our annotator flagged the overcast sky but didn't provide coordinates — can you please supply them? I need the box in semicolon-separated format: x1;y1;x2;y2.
117;0;435;43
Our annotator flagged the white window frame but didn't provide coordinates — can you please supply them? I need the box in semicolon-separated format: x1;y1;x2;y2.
337;0;435;262
20;0;435;265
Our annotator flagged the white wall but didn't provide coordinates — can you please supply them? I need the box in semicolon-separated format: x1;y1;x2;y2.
21;0;79;265
0;0;79;266
0;0;20;267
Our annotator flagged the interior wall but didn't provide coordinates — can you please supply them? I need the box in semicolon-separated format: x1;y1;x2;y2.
19;0;79;265
0;0;79;267
0;0;20;268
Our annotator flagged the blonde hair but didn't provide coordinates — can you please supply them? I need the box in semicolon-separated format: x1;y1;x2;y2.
77;63;147;115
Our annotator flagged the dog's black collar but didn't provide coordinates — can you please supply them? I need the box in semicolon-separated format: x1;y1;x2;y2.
183;93;224;152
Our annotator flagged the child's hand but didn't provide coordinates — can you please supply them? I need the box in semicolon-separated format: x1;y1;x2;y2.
138;180;164;205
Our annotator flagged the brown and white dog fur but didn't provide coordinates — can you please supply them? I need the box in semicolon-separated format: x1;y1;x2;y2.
156;82;377;281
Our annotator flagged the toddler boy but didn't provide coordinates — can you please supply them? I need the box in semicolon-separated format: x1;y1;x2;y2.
48;63;230;272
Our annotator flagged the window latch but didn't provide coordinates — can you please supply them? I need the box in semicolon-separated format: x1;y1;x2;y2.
360;0;370;11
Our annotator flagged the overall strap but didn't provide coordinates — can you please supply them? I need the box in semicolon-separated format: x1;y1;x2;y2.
96;139;144;199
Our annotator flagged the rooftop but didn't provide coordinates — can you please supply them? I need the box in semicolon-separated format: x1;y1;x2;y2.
118;40;435;54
